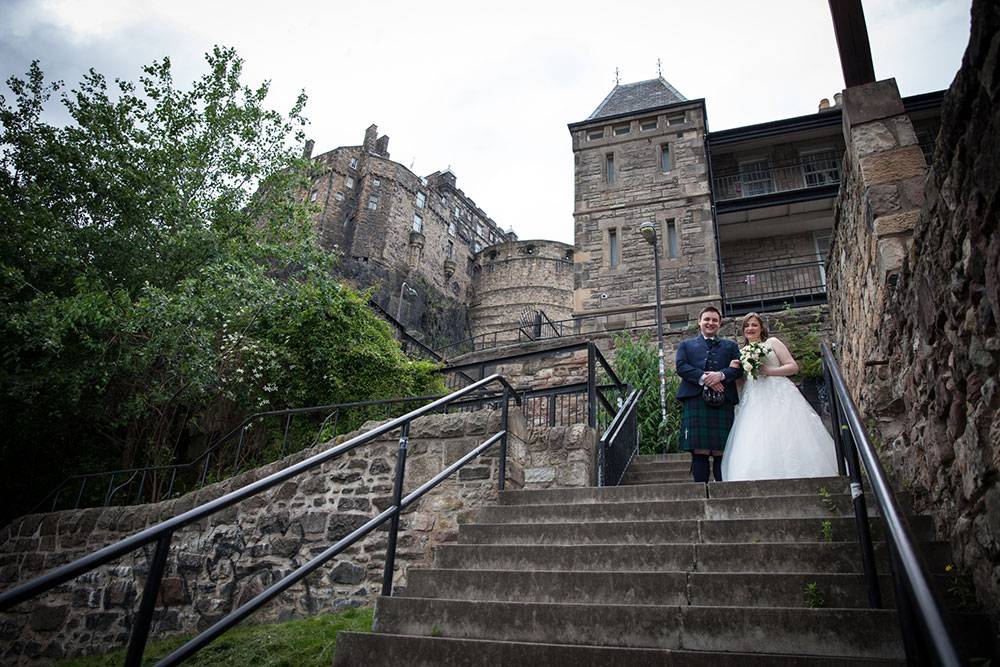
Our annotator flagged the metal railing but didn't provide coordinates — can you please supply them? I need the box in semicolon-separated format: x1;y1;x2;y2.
29;393;457;515
368;298;443;362
713;158;842;202
435;306;663;358
442;340;627;432
821;342;960;666
721;254;828;315
597;388;642;486
0;374;521;667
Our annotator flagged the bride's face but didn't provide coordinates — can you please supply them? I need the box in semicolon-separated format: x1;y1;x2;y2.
744;317;762;341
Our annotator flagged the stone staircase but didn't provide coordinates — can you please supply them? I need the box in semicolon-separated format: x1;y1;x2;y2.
333;453;990;665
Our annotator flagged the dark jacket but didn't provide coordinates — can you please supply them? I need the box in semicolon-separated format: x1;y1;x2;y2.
675;336;743;404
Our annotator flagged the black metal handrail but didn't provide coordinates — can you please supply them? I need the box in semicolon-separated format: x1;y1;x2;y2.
367;298;444;362
820;342;960;666
0;374;521;667
597;388;642;486
29;393;455;515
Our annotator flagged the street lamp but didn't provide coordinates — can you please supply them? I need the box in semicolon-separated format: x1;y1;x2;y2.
638;221;669;453
397;281;417;323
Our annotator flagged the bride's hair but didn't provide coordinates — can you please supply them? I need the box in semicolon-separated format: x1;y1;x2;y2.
741;312;769;342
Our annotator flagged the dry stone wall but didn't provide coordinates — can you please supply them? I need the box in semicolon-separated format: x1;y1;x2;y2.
828;0;1000;633
0;409;540;664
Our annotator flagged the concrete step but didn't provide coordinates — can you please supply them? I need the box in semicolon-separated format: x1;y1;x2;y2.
476;493;886;524
368;596;907;660
333;631;905;666
623;460;692;473
634;453;690;463
404;568;961;610
498;481;706;505
621;469;693;484
456;515;936;546
433;541;952;574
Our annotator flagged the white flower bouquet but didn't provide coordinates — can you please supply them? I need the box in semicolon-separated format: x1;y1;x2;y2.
740;341;771;380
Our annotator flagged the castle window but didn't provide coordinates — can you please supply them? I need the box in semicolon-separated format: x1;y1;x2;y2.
605;154;615;184
412;214;423;233
613;124;630;136
367;195;379;210
587;128;604;141
345;176;354;189
334;192;344;201
440;195;447;206
373;178;381;187
608;229;620;269
660;144;672;173
473;240;482;253
666;220;679;257
415;191;426;209
309;190;318;202
640;119;657;131
667;113;686;125
447;240;454;258
454;206;461;218
349;157;358;169
448;221;456;237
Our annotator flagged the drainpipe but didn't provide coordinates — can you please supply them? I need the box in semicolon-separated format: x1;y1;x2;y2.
701;103;728;316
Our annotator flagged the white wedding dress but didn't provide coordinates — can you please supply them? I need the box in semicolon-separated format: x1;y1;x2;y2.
721;340;840;481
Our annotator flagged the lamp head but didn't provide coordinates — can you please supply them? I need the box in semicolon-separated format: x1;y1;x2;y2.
638;221;658;246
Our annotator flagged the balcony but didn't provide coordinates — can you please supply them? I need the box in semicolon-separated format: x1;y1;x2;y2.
721;254;828;315
713;153;842;204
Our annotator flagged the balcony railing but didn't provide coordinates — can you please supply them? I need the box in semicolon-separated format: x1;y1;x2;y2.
713;157;842;202
721;254;828;315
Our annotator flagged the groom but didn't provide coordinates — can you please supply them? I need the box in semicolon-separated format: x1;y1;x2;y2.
675;306;742;482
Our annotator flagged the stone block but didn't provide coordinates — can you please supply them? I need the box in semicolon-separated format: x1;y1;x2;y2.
28;605;68;632
841;79;905;128
525;467;556;484
329;561;365;585
859;146;927;186
876;236;907;276
874;210;919;237
850;121;899;157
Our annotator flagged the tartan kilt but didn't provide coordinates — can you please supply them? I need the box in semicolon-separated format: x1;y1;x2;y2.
679;397;735;452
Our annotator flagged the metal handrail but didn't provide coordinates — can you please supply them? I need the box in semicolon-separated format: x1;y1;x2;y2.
28;393;458;515
597;388;642;486
820;342;960;666
0;374;521;667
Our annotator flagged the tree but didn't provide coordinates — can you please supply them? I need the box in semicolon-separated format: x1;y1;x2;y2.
0;48;442;521
611;332;682;453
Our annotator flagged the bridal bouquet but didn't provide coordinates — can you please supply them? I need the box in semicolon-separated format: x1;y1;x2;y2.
740;342;771;380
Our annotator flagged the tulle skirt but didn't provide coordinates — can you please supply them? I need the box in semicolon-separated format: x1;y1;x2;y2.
721;375;841;481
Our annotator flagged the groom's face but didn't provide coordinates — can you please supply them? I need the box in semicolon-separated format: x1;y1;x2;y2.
699;311;721;337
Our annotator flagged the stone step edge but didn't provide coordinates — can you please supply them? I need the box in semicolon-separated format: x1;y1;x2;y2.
334;631;905;665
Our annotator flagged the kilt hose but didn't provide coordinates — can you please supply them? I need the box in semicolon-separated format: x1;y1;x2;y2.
679;397;736;452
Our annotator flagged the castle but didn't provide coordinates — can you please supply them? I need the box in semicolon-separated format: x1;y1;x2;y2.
303;79;942;348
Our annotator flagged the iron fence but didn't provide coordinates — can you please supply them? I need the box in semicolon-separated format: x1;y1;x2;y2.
597;388;642;486
713;156;842;202
721;254;828;315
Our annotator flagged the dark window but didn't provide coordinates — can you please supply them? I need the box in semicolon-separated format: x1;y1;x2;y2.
609;229;620;269
605;154;615;184
660;145;672;173
666;220;679;258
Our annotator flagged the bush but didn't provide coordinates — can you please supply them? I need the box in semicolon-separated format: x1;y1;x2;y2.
611;333;682;454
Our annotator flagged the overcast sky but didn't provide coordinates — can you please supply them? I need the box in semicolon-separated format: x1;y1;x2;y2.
1;0;973;244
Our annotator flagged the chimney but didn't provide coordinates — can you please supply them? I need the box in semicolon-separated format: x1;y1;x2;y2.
375;134;390;157
818;98;831;111
303;139;315;159
833;92;844;107
364;124;378;152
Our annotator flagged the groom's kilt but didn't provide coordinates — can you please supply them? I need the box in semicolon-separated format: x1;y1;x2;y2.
679;397;735;452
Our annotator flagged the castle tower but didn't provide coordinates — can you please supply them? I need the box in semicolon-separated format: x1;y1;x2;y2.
568;77;719;330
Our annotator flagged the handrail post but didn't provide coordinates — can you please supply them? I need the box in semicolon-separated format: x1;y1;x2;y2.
381;422;410;597
499;386;509;492
838;393;883;609
887;540;925;665
124;531;173;667
822;358;847;476
586;342;596;429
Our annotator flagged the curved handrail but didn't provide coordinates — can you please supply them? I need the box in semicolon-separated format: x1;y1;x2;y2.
821;342;959;666
0;374;520;609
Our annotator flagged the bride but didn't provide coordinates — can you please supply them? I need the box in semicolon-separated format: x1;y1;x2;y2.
721;312;840;481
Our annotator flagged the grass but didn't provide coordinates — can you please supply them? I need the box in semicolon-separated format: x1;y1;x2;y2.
57;606;373;667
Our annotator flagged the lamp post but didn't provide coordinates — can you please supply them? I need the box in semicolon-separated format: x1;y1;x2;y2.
396;281;417;323
638;221;669;453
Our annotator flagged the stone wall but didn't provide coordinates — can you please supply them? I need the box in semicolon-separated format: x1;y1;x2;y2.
570;101;719;324
828;0;1000;631
469;240;575;343
0;409;542;664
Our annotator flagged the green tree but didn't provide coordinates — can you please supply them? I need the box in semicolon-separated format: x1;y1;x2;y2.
611;333;682;454
0;48;442;521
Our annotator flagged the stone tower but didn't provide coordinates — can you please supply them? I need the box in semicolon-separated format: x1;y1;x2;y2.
568;77;719;330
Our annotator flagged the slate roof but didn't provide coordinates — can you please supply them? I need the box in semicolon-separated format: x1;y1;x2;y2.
587;77;687;121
